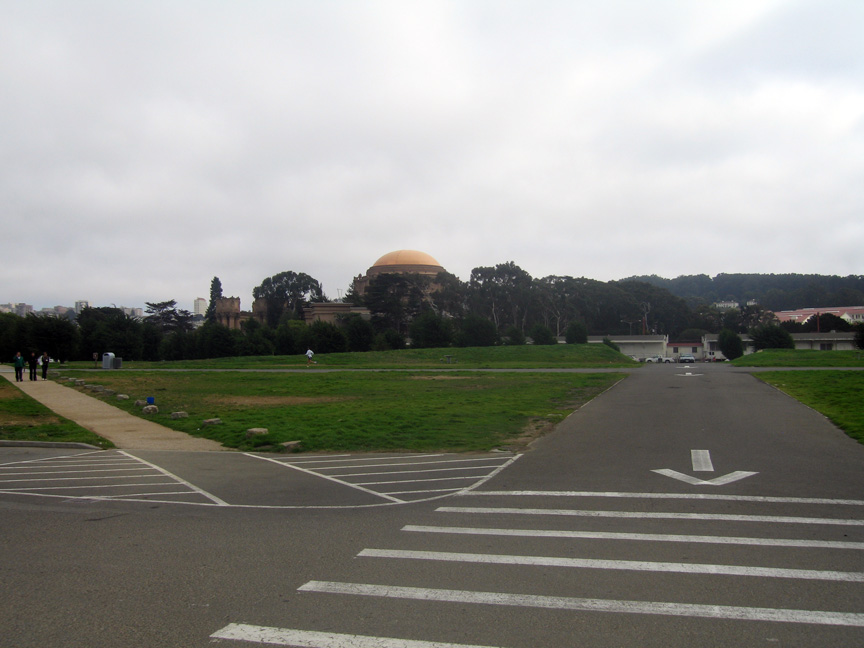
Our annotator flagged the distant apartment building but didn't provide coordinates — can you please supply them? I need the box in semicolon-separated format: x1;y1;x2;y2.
774;306;864;326
194;297;207;316
74;300;90;313
713;301;738;310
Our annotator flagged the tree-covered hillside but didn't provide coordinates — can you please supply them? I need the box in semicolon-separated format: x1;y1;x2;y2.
623;274;864;311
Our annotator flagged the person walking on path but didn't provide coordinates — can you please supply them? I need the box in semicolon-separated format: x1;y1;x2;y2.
305;348;315;366
13;352;25;382
40;352;50;380
27;352;38;381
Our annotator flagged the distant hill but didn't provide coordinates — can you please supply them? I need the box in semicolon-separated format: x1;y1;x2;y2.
621;273;864;312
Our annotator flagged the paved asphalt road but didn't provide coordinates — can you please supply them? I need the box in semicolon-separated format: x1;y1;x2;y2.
1;363;863;647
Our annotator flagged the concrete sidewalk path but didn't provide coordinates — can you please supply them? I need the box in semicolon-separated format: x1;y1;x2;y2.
1;371;227;451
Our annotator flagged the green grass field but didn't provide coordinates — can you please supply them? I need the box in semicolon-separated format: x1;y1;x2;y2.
54;370;624;452
60;342;637;371
733;349;864;367
755;371;864;444
0;379;114;449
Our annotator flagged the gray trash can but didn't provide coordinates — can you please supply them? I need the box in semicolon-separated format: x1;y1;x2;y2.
102;352;115;369
113;357;122;369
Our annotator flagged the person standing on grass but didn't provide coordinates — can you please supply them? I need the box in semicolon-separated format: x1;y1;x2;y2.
27;352;38;381
40;352;50;380
306;348;314;366
13;352;25;382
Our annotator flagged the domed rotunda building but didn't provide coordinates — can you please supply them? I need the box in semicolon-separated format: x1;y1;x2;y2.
352;249;445;296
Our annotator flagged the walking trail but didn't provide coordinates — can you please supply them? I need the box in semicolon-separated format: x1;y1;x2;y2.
1;370;227;451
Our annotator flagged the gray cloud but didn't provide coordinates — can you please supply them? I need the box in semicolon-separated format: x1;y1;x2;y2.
2;0;862;311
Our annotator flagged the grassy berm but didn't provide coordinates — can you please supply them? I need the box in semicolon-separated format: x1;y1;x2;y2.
756;371;864;445
60;342;637;371
0;379;114;448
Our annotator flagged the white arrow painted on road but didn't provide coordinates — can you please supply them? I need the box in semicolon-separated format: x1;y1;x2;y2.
652;469;758;486
653;449;757;486
691;449;714;472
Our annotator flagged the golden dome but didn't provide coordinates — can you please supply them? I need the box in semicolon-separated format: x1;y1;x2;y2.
372;250;442;268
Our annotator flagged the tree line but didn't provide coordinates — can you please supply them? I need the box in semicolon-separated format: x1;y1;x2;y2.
3;265;862;363
624;273;864;312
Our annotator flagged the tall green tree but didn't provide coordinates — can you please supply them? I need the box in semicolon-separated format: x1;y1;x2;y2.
565;321;588;344
205;276;222;322
363;273;428;335
25;314;78;362
409;312;453;348
717;328;744;360
0;313;25;360
468;262;533;331
275;320;310;355
528;323;557;345
145;300;194;333
341;314;376;352
750;324;795;351
455;315;499;347
308;320;347;354
430;272;468;319
253;271;326;327
77;307;143;360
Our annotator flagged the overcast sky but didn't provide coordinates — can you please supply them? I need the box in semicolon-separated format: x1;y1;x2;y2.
3;1;862;312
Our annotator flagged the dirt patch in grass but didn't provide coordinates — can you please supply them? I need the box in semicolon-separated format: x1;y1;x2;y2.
409;376;472;380
214;395;357;407
0;414;61;426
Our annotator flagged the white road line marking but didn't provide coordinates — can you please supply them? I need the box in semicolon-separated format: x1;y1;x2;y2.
119;451;229;506
653;469;758;486
96;491;201;499
0;473;163;484
0;450;105;467
355;475;487;486
403;525;864;550
336;465;509;478
275;454;353;463
460;491;864;506
314;458;508;471
0;481;177;491
286;454;444;466
436;506;864;526
383;488;464;495
457;455;522;494
298;581;864;626
211;623;503;647
0;467;152;477
691;450;714;472
358;548;864;582
246;453;404;503
0;461;138;470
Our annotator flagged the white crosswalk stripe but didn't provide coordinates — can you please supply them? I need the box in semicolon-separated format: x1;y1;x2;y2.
0;450;223;504
215;489;864;645
272;452;519;502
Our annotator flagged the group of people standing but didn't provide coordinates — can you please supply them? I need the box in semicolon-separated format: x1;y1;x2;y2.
12;352;49;382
